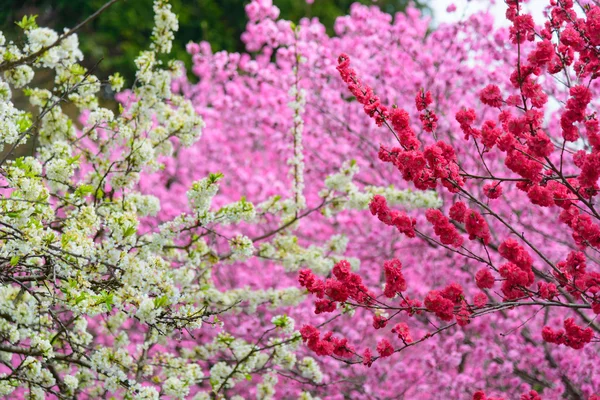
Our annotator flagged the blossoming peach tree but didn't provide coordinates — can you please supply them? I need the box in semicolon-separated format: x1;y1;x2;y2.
3;0;600;398
296;0;600;399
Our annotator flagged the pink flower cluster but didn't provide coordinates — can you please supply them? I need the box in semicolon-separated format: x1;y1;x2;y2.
369;194;416;238
299;260;373;314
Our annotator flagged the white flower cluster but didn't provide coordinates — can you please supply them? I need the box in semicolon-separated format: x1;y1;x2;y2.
287;38;307;211
108;72;125;92
0;78;30;152
215;197;257;224
200;286;305;314
365;185;443;210
256;373;278;400
0;2;216;397
298;357;323;383
169;329;311;396
187;173;223;214
271;314;295;334
256;195;303;225
320;159;442;215
258;234;358;275
151;0;179;53
229;234;255;261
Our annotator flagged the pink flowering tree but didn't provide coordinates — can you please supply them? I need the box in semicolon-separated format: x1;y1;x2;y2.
157;0;600;398
172;0;600;398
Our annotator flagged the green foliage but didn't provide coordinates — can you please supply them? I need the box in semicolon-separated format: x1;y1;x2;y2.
15;14;38;31
0;0;428;81
208;172;224;184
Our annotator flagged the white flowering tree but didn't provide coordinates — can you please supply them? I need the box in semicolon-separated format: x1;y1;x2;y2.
0;1;440;398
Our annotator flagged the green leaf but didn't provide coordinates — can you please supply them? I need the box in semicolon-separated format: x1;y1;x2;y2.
75;293;87;304
3;51;16;62
28;218;42;230
16;15;38;31
208;172;224;184
273;314;289;328
95;188;105;200
37;192;49;202
123;225;136;238
14;157;24;169
9;256;20;266
61;234;71;247
6;210;22;218
43;233;56;246
75;184;95;197
99;291;114;311
153;295;168;308
67;154;81;166
69;64;86;76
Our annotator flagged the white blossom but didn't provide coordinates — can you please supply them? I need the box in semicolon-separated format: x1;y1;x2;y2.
63;375;79;391
229;235;255;261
